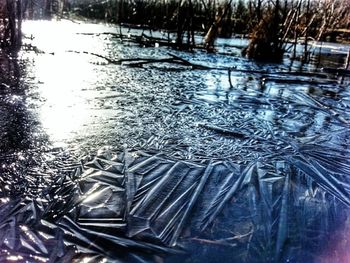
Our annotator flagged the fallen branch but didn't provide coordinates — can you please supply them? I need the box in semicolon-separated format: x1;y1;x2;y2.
63;50;342;88
66;50;121;64
76;31;202;50
198;123;247;139
76;32;122;38
126;58;180;67
66;50;175;66
167;53;212;70
261;76;337;86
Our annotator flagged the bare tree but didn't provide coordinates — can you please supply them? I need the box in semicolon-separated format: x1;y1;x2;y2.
315;0;350;42
203;0;233;51
242;0;284;61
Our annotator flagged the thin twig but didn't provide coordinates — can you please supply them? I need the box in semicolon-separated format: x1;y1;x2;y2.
189;229;253;246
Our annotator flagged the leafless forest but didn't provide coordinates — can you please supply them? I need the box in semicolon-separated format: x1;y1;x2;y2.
1;0;350;59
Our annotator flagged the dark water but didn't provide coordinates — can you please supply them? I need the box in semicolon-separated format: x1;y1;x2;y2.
0;20;350;262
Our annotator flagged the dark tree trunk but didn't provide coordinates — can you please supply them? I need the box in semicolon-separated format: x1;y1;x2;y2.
45;0;52;19
176;0;195;50
1;0;24;52
243;0;284;61
256;0;262;21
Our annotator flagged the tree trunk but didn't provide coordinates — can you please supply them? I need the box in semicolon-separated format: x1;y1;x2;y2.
243;0;284;61
203;0;233;51
45;0;52;19
0;0;24;52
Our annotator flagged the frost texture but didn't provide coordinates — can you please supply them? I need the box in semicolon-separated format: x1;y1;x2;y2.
1;143;349;262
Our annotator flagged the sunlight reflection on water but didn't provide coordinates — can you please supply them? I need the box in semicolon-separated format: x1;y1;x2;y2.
22;20;109;52
22;20;111;146
36;55;92;144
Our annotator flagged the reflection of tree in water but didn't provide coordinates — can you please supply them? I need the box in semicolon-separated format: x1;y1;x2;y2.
0;54;32;153
1;0;35;153
0;54;36;197
0;48;51;201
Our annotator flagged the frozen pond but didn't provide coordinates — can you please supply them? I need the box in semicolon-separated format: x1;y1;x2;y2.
0;20;350;262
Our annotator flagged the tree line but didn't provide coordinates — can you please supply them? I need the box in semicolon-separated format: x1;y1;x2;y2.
69;0;350;40
69;0;350;60
1;0;350;60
